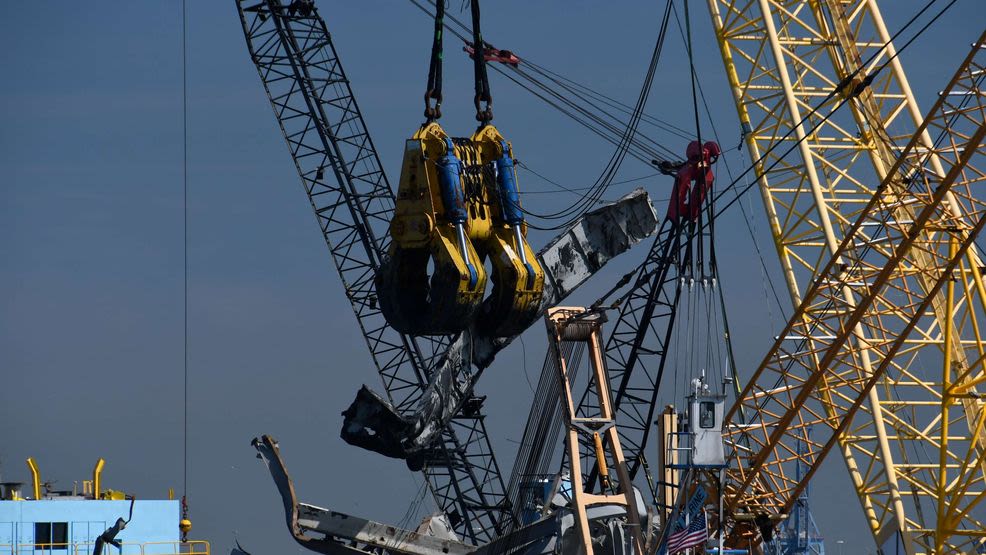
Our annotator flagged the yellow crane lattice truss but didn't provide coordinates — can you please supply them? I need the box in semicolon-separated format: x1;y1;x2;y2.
705;0;986;552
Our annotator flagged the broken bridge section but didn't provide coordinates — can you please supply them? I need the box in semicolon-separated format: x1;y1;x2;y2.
342;189;660;463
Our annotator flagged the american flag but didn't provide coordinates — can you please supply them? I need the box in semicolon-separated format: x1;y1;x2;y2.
666;510;708;554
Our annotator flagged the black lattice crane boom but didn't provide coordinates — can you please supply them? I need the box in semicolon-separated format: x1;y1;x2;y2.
235;0;510;541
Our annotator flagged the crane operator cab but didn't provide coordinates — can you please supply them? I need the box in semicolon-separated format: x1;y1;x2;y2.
377;122;545;336
686;378;726;468
665;376;726;470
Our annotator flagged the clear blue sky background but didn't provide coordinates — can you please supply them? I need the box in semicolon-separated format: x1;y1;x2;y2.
2;2;982;554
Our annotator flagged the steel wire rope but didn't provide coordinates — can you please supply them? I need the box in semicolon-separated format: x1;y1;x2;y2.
682;0;722;395
509;61;676;162
519;58;694;141
423;0;445;121
514;62;681;161
480;65;666;168
409;0;675;228
410;0;680;165
505;8;673;228
507;339;583;523
180;0;190;528
518;171;665;196
672;0;784;324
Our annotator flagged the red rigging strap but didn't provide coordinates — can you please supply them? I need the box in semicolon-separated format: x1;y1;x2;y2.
463;41;520;67
668;141;720;222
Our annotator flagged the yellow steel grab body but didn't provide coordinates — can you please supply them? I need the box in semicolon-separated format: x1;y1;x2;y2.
378;122;544;336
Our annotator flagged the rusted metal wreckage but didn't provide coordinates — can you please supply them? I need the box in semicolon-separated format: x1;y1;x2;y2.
254;295;667;555
235;0;663;540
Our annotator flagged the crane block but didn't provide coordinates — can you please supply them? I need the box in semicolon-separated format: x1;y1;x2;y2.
378;122;544;336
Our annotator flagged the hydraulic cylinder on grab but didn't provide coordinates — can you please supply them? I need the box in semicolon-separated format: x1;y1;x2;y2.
375;0;544;337
376;123;544;336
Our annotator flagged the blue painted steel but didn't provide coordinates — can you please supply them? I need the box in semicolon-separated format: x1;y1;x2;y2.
437;138;478;289
437;138;467;224
494;141;523;225
0;499;179;554
494;142;535;287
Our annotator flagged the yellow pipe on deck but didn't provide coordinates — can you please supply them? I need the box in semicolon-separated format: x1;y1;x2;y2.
26;458;41;500
93;458;106;500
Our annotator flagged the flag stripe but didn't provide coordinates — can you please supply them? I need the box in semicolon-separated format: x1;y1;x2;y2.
666;511;707;553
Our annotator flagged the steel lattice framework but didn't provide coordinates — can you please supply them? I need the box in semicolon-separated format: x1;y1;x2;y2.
235;0;509;542
596;220;683;482
706;0;986;551
573;218;699;487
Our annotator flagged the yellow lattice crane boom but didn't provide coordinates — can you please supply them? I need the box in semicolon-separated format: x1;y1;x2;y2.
705;1;986;552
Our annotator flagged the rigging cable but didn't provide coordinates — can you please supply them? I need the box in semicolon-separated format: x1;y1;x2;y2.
503;1;673;228
410;0;953;233
469;0;493;123
410;0;680;166
408;0;677;228
180;0;190;543
423;0;445;121
683;0;702;152
520;58;692;141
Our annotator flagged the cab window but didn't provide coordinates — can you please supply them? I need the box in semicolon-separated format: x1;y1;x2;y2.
699;401;715;429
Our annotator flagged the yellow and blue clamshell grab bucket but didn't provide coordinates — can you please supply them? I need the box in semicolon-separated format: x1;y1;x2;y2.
376;122;544;336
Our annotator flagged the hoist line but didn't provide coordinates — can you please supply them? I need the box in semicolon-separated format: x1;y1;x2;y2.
470;1;674;229
515;62;681;160
517;0;674;230
407;0;678;228
511;9;672;227
518;58;692;141
423;0;445;121
668;5;786;319
506;340;585;526
682;0;703;153
518;169;665;197
181;0;189;503
480;64;670;168
469;0;493;123
409;0;680;165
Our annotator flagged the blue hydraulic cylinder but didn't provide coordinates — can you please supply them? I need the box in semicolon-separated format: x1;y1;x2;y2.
494;141;535;288
494;142;523;225
436;138;477;289
437;138;468;224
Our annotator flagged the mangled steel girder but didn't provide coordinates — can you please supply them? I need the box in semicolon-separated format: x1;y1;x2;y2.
341;189;659;464
252;434;475;555
253;434;574;555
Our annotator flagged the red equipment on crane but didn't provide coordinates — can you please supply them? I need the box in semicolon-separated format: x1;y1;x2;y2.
668;141;720;222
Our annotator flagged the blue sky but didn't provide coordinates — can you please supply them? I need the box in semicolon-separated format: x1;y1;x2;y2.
1;2;982;553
